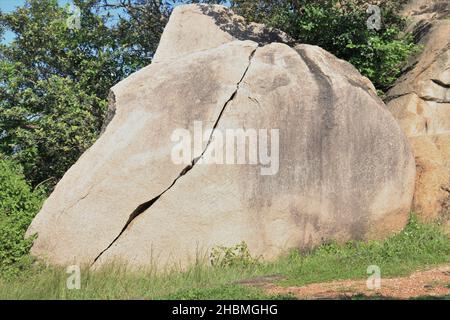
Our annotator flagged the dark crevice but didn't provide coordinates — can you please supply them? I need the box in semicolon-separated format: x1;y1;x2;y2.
442;186;450;194
420;95;449;103
384;91;415;103
385;90;449;104
100;90;117;135
412;20;433;43
91;162;192;265
91;45;259;265
431;78;450;89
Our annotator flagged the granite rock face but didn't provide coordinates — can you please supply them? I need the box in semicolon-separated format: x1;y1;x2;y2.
387;0;450;224
27;4;416;269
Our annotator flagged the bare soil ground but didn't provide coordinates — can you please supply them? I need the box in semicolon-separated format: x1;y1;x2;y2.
243;265;450;299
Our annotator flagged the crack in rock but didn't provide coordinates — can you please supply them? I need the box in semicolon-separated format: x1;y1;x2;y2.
92;45;259;266
431;78;450;89
419;94;449;103
386;90;449;104
56;187;93;221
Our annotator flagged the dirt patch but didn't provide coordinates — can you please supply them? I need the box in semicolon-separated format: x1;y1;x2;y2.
245;265;450;299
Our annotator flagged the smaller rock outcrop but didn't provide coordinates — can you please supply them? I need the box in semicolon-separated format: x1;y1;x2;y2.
387;0;450;225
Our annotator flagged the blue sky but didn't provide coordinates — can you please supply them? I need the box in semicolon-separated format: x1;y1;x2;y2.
1;0;70;12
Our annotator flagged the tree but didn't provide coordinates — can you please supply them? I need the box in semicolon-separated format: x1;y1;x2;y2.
0;0;165;188
227;0;416;92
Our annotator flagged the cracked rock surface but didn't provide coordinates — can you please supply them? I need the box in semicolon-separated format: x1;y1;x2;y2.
386;0;450;225
27;39;259;265
27;4;415;269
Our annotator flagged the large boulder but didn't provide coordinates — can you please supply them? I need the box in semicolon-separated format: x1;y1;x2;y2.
386;0;450;224
27;4;415;269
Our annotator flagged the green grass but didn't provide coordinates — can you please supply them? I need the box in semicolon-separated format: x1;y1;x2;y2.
0;216;448;299
275;215;450;287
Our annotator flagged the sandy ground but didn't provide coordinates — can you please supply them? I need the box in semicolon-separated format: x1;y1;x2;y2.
241;265;450;299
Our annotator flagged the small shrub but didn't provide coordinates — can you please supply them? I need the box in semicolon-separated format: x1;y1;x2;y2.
210;241;259;268
0;155;44;278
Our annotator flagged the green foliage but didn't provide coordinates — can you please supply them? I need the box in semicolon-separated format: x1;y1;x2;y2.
0;156;44;278
210;241;259;268
229;0;417;91
0;0;166;187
